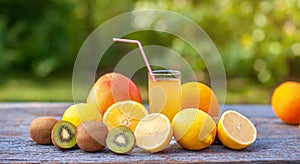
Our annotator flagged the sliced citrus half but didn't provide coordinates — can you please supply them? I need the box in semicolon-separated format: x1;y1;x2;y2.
134;113;173;153
217;110;257;150
172;108;216;150
103;100;148;132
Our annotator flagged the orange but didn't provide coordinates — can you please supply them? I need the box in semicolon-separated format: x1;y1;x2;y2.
217;110;257;150
103;100;148;132
87;72;142;115
181;82;219;117
134;113;173;153
271;81;300;124
172;108;216;150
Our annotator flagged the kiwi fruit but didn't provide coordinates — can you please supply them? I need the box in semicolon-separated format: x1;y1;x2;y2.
76;121;108;152
106;126;136;154
29;117;58;144
51;121;76;149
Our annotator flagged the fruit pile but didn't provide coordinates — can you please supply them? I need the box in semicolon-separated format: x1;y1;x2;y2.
30;72;258;154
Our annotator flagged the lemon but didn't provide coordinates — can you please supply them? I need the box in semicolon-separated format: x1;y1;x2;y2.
134;113;173;153
217;110;257;150
62;103;102;127
103;100;148;132
172;108;216;150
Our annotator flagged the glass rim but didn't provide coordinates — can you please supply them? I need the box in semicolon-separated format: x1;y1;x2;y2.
149;70;181;76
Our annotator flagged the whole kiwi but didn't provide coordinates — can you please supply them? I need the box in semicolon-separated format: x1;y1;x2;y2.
76;121;108;152
29;117;58;144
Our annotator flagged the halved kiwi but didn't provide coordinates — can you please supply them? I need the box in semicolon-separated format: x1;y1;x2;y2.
106;126;136;154
51;121;76;149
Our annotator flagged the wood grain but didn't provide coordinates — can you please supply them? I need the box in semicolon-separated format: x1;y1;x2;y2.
0;103;299;163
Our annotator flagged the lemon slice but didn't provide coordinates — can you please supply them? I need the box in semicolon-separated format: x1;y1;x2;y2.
103;100;148;132
172;108;216;150
134;113;173;153
217;110;257;150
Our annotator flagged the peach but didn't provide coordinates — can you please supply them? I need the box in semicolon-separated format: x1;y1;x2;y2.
181;82;219;117
87;72;142;114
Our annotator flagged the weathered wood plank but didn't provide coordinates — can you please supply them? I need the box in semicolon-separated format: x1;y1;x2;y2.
0;103;299;163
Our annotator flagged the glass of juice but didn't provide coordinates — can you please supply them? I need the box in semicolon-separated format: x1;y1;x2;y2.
148;70;181;121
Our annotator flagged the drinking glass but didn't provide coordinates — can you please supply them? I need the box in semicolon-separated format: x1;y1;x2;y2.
148;70;181;121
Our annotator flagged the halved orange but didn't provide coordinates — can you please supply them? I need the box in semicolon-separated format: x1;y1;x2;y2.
134;113;172;153
103;100;148;132
217;110;257;150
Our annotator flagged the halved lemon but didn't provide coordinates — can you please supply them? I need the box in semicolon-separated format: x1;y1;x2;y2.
172;108;216;150
134;113;173;153
103;100;148;132
217;110;257;150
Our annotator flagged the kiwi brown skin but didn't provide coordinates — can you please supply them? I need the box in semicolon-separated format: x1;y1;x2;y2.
76;121;108;152
29;117;58;145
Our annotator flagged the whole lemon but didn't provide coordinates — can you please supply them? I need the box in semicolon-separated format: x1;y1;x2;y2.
62;103;102;127
172;108;216;150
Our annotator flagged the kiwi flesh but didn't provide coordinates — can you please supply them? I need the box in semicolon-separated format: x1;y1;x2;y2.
106;126;136;154
51;121;76;149
29;117;58;144
76;121;108;152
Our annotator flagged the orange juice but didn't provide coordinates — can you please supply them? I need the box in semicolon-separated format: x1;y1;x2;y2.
148;72;181;121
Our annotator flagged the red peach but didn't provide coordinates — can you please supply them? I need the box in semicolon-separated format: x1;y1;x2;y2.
87;72;142;114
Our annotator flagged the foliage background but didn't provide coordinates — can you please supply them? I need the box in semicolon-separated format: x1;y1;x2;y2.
0;0;300;103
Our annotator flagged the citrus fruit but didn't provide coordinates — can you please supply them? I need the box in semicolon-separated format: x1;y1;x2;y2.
217;110;257;150
87;72;142;115
62;103;102;127
271;81;300;124
172;108;216;150
181;82;219;117
134;113;173;153
103;100;148;132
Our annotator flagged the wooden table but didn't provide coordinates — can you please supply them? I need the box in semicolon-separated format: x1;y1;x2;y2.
0;103;299;163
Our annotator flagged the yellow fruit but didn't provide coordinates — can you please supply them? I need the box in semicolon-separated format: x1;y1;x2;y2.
217;110;257;150
103;100;148;132
172;108;216;150
62;103;102;127
134;113;173;153
181;82;219;117
271;81;300;124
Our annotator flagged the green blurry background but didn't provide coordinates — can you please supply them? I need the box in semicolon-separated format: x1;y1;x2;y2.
0;0;300;104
